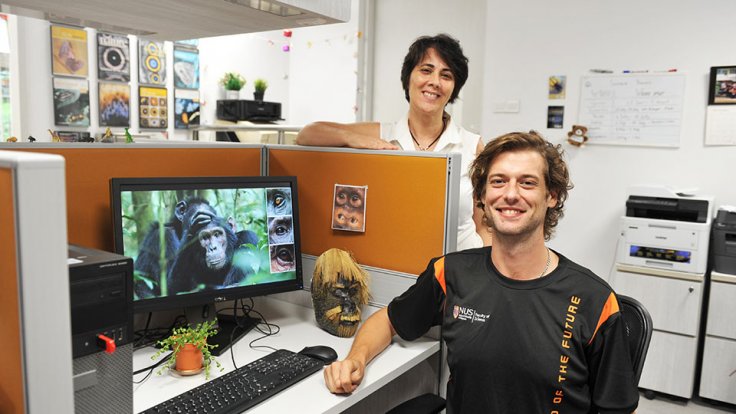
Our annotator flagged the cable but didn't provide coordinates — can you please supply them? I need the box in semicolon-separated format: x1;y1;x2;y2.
133;351;172;384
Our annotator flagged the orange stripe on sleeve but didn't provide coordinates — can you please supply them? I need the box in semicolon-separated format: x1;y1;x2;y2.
588;292;620;345
433;257;446;295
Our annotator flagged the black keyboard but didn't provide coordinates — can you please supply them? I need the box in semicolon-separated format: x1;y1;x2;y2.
140;349;324;414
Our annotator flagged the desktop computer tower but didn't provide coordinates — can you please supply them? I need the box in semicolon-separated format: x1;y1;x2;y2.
68;245;133;414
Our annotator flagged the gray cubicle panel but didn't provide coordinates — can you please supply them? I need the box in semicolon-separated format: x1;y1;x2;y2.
0;150;74;414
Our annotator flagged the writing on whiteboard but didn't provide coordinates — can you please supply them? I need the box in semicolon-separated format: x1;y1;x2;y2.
578;74;686;147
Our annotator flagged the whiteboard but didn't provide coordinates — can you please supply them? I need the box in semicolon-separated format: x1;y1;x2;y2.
578;73;686;147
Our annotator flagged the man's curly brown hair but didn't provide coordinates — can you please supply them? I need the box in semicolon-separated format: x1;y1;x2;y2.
469;131;573;241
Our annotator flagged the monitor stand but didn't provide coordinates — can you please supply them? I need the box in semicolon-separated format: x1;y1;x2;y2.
183;304;260;357
209;313;259;356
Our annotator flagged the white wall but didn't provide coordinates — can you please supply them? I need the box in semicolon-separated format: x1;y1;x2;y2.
13;0;359;142
371;0;487;134
482;0;736;278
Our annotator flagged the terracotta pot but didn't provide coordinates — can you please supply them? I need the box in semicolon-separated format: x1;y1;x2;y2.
175;343;203;372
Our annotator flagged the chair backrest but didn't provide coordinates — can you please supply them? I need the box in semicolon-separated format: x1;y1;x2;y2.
618;294;653;386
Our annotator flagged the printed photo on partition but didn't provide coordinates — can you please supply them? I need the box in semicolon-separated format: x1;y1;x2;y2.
331;184;367;232
173;47;200;89
53;77;90;127
270;244;296;273
174;89;200;129
139;86;168;129
99;82;130;127
547;106;564;129
548;75;566;99
97;32;130;82
709;66;736;105
50;25;88;77
139;40;167;85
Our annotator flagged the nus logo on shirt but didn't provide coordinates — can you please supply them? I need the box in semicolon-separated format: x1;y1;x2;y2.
452;305;490;323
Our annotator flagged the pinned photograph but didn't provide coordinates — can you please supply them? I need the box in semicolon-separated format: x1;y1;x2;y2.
139;86;168;129
548;75;566;99
174;89;200;129
97;32;130;82
139;40;167;85
173;47;200;89
547;106;564;129
332;184;367;232
709;66;736;105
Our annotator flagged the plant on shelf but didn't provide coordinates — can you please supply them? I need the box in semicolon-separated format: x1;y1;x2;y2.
151;320;223;379
253;78;268;101
220;72;246;91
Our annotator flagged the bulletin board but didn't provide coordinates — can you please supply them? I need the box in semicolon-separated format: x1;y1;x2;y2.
268;147;451;276
11;144;263;252
578;73;686;147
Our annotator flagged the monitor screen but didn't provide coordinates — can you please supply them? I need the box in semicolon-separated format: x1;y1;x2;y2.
110;176;303;313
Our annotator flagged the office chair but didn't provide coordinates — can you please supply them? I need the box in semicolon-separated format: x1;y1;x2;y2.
386;294;653;414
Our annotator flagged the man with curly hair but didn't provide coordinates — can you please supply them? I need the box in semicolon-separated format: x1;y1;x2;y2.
323;131;639;413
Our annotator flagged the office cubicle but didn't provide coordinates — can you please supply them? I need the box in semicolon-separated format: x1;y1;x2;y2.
0;150;73;414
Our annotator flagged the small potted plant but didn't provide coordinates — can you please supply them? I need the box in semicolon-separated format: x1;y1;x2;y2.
253;78;268;101
220;72;246;100
151;320;223;379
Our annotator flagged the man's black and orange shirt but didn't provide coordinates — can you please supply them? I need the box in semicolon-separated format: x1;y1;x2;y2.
387;247;639;413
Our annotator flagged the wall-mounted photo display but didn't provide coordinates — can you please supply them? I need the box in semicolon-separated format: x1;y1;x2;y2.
99;82;130;127
174;89;200;129
53;77;90;127
139;86;168;129
547;105;564;129
548;75;566;99
97;32;130;82
139;40;166;85
331;184;367;232
708;66;736;105
50;25;88;77
173;47;200;89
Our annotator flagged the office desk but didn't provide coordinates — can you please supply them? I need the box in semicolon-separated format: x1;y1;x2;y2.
133;295;440;414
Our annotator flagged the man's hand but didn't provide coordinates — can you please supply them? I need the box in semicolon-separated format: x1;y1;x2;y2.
323;358;365;394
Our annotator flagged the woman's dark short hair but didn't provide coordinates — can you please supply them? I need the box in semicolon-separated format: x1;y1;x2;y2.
400;34;469;104
469;131;573;241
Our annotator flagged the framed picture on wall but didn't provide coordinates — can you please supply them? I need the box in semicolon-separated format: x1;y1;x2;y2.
97;32;130;82
174;89;200;129
50;25;88;77
139;40;167;85
52;77;90;127
173;47;200;89
139;86;168;129
708;66;736;105
99;82;130;127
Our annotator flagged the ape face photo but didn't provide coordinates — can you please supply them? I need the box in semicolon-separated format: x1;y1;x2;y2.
267;187;292;216
311;248;370;338
270;244;296;273
268;216;294;244
332;184;367;232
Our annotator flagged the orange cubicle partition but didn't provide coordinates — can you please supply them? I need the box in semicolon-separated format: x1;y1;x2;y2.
269;147;450;276
0;168;24;414
14;145;262;253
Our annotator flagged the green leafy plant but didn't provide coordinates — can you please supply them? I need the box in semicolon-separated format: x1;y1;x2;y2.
254;78;268;93
220;72;246;91
151;320;223;379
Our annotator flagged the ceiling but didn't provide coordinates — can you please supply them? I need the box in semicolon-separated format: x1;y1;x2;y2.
1;0;350;40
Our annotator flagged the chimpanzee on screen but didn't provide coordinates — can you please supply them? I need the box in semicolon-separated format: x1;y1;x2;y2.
134;197;211;299
167;197;257;295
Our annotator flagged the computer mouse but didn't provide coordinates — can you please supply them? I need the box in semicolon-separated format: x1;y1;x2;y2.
298;345;338;365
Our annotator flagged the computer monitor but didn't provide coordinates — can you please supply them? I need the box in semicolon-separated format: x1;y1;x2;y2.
110;176;303;354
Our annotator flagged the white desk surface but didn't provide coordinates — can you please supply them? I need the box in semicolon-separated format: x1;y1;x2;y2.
133;295;439;414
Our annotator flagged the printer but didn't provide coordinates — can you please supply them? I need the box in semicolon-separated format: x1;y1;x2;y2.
617;185;714;274
712;206;736;274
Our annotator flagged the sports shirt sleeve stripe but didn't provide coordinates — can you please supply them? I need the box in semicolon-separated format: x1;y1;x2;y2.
433;257;446;295
588;292;620;345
